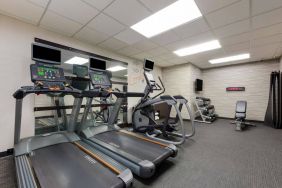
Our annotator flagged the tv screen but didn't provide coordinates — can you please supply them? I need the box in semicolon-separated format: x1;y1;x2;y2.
144;59;154;70
195;79;203;91
32;44;61;65
90;58;106;70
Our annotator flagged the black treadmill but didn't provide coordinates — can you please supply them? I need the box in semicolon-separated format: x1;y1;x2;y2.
13;44;132;188
76;67;178;178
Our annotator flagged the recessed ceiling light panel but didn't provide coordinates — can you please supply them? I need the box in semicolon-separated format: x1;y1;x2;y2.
107;66;127;72
65;56;88;65
209;53;250;64
131;0;202;38
174;40;221;56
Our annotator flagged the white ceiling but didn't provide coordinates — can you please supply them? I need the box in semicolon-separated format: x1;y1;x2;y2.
1;0;282;68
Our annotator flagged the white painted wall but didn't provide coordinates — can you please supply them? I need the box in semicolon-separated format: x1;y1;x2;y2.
202;60;279;121
0;15;162;151
162;63;202;118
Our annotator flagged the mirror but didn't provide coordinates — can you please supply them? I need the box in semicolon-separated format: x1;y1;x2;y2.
34;42;128;135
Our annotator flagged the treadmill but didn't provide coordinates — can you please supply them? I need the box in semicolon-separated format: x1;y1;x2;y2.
75;67;178;178
13;44;133;188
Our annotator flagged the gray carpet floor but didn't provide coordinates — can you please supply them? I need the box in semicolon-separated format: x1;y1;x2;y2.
1;119;282;188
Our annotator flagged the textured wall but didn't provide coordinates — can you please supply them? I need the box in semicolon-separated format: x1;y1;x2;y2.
162;63;202;118
202;60;279;121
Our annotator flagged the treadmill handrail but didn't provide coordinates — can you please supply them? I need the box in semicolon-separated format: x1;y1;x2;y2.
13;86;81;99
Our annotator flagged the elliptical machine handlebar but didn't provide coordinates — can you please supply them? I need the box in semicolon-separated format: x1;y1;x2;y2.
152;76;165;99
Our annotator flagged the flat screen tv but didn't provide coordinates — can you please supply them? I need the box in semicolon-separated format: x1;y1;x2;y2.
32;44;61;65
90;58;106;70
195;79;203;91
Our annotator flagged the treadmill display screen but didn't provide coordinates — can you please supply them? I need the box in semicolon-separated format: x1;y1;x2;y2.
31;64;65;82
90;71;111;86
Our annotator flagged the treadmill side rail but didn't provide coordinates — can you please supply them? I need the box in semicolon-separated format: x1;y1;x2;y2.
15;155;37;188
14;132;80;156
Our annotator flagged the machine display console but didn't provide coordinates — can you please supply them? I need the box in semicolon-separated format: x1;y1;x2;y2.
89;70;111;87
30;64;65;82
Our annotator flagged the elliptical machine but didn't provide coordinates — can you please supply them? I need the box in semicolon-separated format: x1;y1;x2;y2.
132;59;195;145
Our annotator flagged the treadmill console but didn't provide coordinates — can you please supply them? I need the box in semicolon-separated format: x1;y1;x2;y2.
30;64;66;90
89;70;111;88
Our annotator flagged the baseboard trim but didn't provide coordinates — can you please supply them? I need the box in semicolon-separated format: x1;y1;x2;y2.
0;148;13;158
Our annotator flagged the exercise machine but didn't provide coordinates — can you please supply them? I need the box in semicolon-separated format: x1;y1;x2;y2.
194;97;217;123
132;59;195;145
74;65;177;178
231;101;255;131
13;44;133;188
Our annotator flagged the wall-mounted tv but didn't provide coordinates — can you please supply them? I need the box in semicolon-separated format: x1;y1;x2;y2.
32;44;61;65
195;79;203;91
90;58;106;70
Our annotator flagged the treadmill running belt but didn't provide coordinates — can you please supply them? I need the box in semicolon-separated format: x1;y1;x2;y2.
30;143;124;188
94;131;172;163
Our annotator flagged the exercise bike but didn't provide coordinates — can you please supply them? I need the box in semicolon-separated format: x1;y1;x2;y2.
132;59;195;145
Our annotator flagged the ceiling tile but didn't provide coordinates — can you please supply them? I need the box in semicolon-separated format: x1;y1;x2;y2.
151;31;180;46
219;32;251;46
87;13;125;36
167;57;188;65
173;18;210;39
103;0;151;26
252;22;282;39
158;52;178;60
195;0;240;14
0;0;45;24
27;0;49;7
251;33;282;47
74;27;109;45
214;19;250;38
117;46;142;56
224;41;250;53
185;49;226;63
252;0;282;16
48;0;99;24
138;0;177;12
250;43;279;60
131;40;158;51
165;31;215;50
81;0;114;10
131;52;153;60
40;11;82;36
114;29;145;45
252;7;282;29
146;47;169;56
205;0;249;28
98;38;127;51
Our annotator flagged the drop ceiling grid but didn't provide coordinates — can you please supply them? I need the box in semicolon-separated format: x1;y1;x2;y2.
0;0;282;68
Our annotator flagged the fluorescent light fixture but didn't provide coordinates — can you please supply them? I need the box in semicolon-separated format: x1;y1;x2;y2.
174;40;221;57
131;0;202;38
209;53;250;64
107;66;127;72
65;56;88;65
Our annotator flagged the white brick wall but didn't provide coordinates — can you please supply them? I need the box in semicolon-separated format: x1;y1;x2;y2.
162;63;202;119
202;60;279;121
